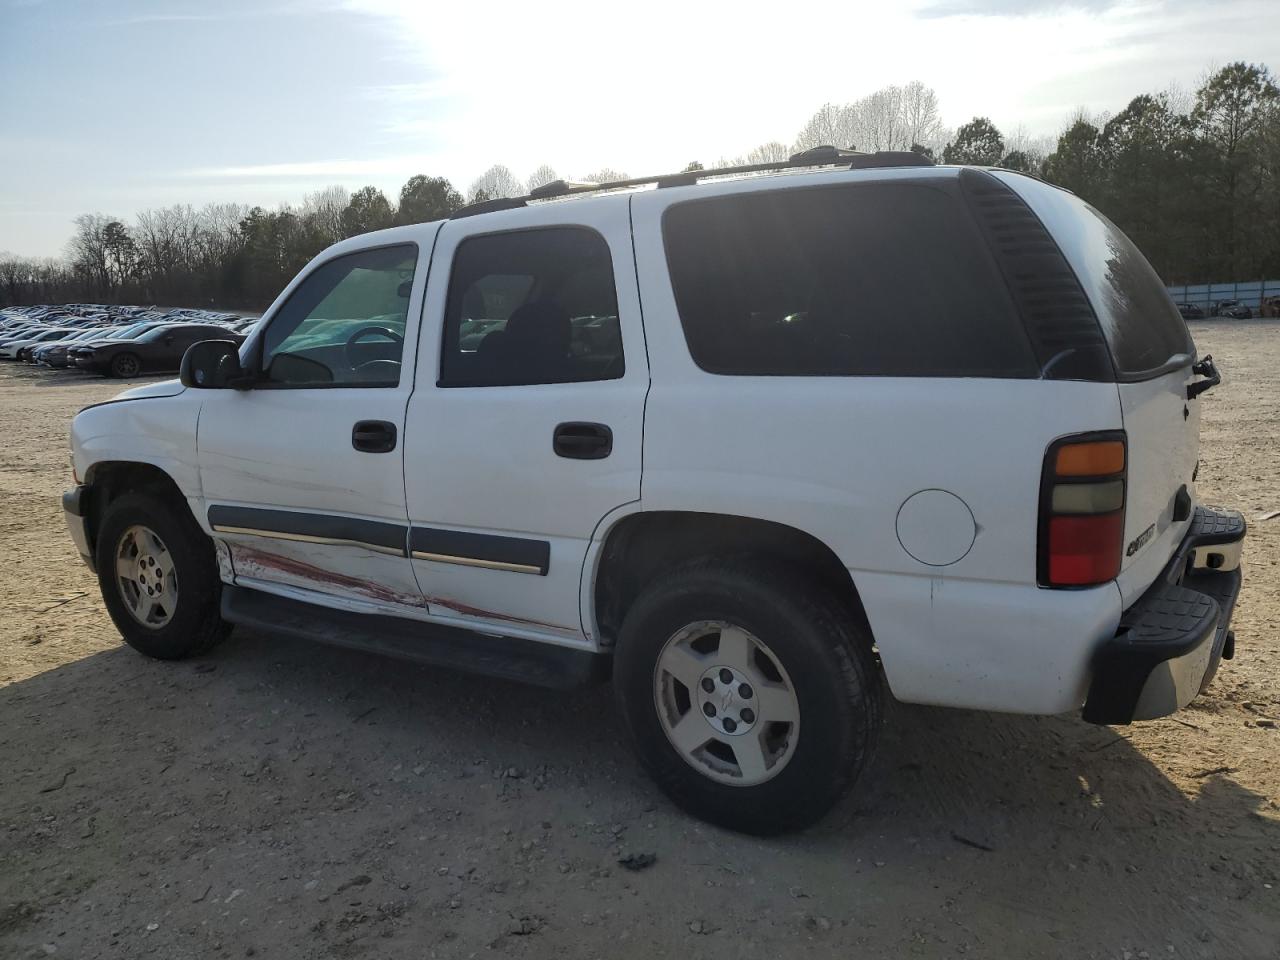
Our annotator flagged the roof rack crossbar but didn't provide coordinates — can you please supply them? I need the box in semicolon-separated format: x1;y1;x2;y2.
447;147;935;218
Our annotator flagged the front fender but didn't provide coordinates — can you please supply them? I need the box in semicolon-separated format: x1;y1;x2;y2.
72;391;204;509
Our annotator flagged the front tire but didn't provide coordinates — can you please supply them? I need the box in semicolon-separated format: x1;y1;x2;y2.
110;353;141;378
614;558;882;835
95;492;231;659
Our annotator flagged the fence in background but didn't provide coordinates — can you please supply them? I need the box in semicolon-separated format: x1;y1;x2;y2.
1166;280;1280;311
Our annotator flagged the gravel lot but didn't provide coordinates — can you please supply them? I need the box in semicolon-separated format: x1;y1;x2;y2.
1;321;1278;960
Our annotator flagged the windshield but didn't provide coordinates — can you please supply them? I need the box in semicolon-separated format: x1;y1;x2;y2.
114;324;158;340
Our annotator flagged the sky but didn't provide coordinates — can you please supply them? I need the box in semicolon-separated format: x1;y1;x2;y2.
2;0;1278;258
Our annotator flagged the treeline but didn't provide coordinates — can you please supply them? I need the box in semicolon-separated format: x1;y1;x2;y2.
2;62;1276;309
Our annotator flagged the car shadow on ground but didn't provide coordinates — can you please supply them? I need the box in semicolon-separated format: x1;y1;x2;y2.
2;627;1277;958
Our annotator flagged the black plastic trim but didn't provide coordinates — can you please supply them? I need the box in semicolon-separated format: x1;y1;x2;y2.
1083;580;1219;724
409;527;551;576
351;419;398;453
450;197;527;219
221;585;604;688
62;485;89;517
207;505;407;555
1116;352;1195;384
1185;504;1247;545
553;421;613;460
1082;505;1246;724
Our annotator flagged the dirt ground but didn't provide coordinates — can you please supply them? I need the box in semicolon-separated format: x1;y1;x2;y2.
1;322;1277;960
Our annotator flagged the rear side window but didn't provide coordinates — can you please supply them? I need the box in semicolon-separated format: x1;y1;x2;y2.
662;182;1037;377
1063;200;1193;378
439;227;623;387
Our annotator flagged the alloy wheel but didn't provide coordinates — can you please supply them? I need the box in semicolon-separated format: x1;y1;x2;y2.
115;525;179;628
653;620;801;786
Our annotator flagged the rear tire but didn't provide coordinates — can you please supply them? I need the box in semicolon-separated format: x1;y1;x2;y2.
95;492;231;660
613;557;882;835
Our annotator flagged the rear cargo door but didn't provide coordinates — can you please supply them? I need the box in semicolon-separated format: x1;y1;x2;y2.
997;173;1200;606
1112;364;1199;604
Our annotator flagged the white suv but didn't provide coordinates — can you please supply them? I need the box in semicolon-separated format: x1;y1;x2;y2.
63;148;1245;834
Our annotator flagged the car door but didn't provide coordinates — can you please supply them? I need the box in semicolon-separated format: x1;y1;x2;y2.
196;234;436;612
402;197;647;643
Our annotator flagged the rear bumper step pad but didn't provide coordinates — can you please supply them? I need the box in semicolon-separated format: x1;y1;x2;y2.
1083;506;1245;725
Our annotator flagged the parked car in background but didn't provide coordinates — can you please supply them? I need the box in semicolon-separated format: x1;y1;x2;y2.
74;323;245;378
1176;302;1205;320
1212;299;1252;318
0;324;51;343
31;328;115;367
19;326;114;361
1261;296;1280;318
1;327;78;359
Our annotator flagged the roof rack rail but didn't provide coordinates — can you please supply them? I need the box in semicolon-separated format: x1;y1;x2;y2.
788;145;862;165
450;196;527;219
528;179;601;200
447;146;934;218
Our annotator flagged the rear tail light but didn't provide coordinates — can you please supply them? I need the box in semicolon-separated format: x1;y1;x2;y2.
1038;433;1127;587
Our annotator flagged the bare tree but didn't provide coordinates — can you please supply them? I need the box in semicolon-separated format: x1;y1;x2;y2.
67;214;114;295
468;165;525;202
794;83;945;155
848;86;905;151
527;164;559;189
794;103;853;151
1002;126;1055;171
191;202;249;298
900;81;944;153
300;186;349;243
581;168;629;183
135;205;199;297
744;142;792;164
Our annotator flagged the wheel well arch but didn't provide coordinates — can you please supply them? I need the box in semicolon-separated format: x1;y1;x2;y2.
82;460;193;552
592;510;873;646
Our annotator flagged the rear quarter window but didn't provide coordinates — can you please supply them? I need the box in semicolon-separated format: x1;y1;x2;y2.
661;181;1038;378
1064;201;1193;378
990;174;1194;380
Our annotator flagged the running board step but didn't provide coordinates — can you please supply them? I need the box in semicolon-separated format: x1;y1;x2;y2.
220;585;606;689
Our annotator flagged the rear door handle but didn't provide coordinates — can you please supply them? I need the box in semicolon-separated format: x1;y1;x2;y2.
553;422;612;459
352;420;397;453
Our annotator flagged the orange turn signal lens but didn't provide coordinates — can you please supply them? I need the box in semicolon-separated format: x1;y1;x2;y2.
1055;440;1125;477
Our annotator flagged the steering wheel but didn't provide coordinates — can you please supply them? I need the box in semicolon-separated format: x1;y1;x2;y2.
344;325;404;371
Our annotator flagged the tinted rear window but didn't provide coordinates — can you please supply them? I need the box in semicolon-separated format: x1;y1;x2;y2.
662;182;1038;377
1065;201;1193;377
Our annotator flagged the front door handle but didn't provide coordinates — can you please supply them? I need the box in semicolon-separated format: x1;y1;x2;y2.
553;422;612;459
352;420;397;453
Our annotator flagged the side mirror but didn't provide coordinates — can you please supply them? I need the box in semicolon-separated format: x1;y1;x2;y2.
180;340;244;389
